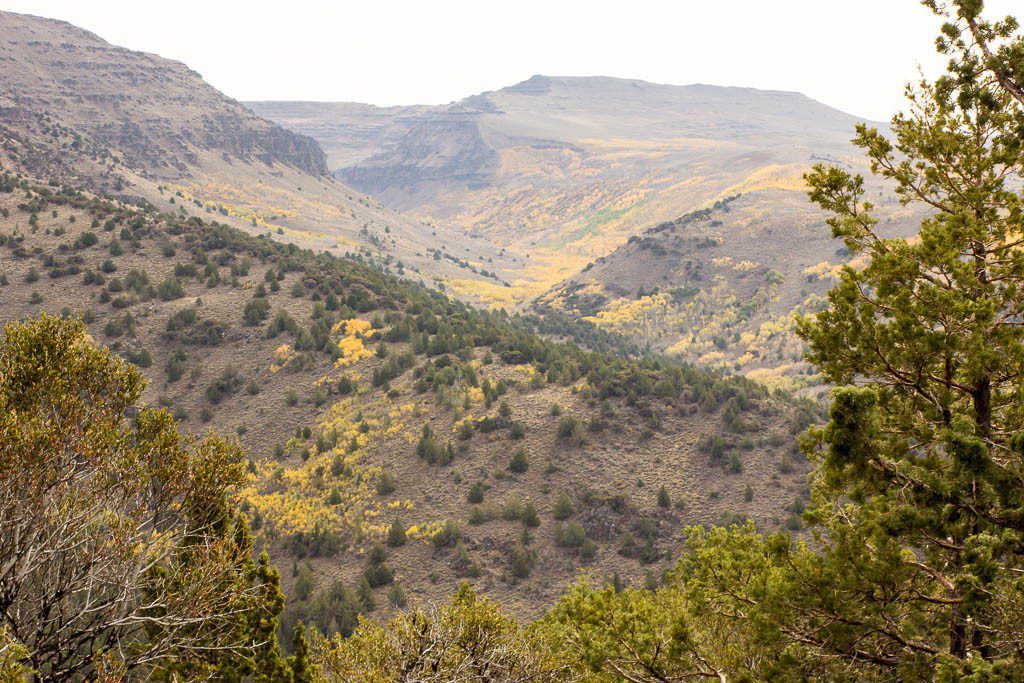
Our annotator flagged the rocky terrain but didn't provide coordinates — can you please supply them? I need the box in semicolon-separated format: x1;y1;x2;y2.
0;12;326;178
0;10;514;296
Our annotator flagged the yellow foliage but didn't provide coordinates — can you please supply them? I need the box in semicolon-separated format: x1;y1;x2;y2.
447;279;521;308
803;261;838;281
332;319;375;367
239;396;414;545
717;163;810;196
270;344;296;373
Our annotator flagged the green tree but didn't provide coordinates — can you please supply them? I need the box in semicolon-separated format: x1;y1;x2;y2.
508;447;529;473
553;492;575;520
314;584;567;681
289;622;317;683
0;315;290;679
544;567;770;682
386;518;407;547
228;549;293;682
778;0;1024;675
296;564;316;601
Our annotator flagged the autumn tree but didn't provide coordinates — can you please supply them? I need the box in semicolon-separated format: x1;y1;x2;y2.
0;315;288;679
312;584;569;682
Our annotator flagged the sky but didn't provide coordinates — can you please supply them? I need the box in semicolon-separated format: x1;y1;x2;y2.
3;0;1020;121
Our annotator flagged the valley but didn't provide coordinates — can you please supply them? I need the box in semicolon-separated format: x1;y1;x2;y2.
0;7;864;635
3;1;1023;678
0;178;817;632
253;77;917;386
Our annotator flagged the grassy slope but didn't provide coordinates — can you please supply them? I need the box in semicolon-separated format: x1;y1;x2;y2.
0;176;818;633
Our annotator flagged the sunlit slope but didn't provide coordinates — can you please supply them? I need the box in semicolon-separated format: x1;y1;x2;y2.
252;76;878;302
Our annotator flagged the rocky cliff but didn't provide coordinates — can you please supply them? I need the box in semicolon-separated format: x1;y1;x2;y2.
0;10;327;180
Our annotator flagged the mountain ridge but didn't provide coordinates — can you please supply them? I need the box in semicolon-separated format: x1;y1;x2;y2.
0;9;328;178
251;75;896;318
0;9;518;298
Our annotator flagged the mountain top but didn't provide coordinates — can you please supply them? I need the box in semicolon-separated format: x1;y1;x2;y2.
0;10;328;178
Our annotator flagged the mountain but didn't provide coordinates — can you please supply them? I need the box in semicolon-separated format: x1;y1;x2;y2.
0;175;819;629
0;10;510;293
253;76;911;384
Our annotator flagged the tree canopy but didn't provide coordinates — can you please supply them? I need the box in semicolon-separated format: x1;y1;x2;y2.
0;315;289;680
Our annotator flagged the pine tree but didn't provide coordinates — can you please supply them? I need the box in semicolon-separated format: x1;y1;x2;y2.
288;622;317;683
777;1;1024;675
239;551;292;681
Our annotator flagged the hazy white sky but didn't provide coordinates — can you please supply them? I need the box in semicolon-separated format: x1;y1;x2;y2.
3;0;1020;121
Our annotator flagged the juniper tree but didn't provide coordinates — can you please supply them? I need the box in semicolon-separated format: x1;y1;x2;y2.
0;315;290;679
779;0;1024;675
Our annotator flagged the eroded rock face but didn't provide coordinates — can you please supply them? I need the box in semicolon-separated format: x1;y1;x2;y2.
0;10;327;180
339;117;500;195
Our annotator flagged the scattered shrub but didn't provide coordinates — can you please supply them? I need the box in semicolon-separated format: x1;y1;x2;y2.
467;482;487;504
555;522;587;549
657;486;671;509
432;521;461;549
508;447;529;473
376;471;396;495
386;519;407;547
553;492;575;520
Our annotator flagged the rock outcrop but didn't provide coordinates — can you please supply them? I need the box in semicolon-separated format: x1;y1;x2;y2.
0;10;327;180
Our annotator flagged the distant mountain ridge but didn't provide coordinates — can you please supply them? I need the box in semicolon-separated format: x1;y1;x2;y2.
0;10;513;295
0;10;327;180
251;77;871;200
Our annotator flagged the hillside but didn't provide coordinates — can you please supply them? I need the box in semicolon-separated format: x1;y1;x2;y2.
254;78;921;385
0;173;819;635
533;191;920;389
0;10;511;295
250;76;889;304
